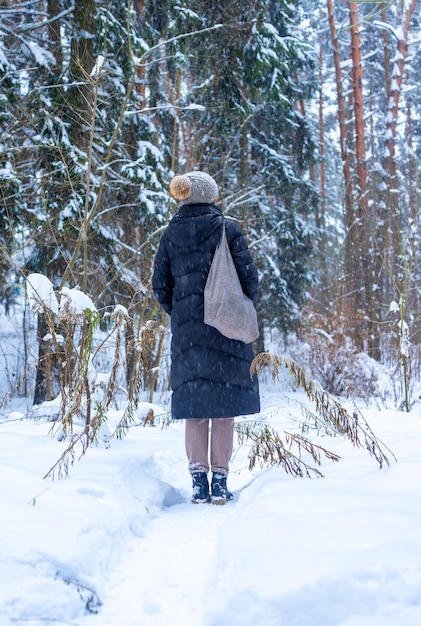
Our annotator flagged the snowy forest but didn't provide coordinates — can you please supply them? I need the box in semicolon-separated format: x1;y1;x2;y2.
1;0;421;416
3;3;421;624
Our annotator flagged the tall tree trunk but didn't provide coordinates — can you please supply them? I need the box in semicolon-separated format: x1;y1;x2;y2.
406;93;416;225
369;2;393;360
317;20;326;229
47;0;63;78
348;1;379;356
135;1;146;108
382;0;416;281
305;14;327;312
405;91;421;355
34;316;51;405
240;122;249;191
374;0;417;361
317;18;327;310
67;0;95;148
326;0;354;254
327;0;361;342
327;0;353;209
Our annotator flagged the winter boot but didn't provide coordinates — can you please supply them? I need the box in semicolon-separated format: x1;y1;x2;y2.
191;471;210;504
211;472;233;505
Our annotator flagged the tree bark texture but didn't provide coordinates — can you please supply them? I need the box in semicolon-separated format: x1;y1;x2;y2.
67;0;95;147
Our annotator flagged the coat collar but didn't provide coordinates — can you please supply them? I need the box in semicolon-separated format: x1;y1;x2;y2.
166;203;223;245
177;203;223;218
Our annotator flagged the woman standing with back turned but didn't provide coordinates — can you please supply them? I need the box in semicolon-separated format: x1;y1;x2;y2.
152;171;260;504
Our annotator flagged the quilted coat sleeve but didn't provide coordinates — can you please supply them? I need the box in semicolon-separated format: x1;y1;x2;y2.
226;221;259;306
152;234;174;315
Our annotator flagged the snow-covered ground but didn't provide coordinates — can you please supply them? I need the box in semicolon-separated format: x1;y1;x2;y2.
1;379;421;626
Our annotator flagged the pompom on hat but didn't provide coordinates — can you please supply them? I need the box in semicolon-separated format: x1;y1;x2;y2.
169;171;218;205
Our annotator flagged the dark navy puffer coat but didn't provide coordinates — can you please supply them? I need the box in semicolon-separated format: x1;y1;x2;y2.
152;203;260;420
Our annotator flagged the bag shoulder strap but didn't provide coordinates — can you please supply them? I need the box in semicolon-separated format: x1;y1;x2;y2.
215;217;226;248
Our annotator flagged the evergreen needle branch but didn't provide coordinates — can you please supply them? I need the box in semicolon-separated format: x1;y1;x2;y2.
17;7;74;33
95;225;167;301
249;218;289;248
224;186;266;212
59;13;229;288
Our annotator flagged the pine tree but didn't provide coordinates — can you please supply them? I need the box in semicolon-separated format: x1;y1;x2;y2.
138;0;319;339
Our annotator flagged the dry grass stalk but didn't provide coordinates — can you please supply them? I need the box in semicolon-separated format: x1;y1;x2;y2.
236;420;339;477
43;305;128;478
137;320;166;394
44;432;79;480
112;320;164;439
251;352;396;469
143;408;155;426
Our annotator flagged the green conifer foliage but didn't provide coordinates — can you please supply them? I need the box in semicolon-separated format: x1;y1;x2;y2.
163;0;318;336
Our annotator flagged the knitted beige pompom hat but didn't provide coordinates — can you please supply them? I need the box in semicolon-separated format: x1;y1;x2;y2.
169;171;218;205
